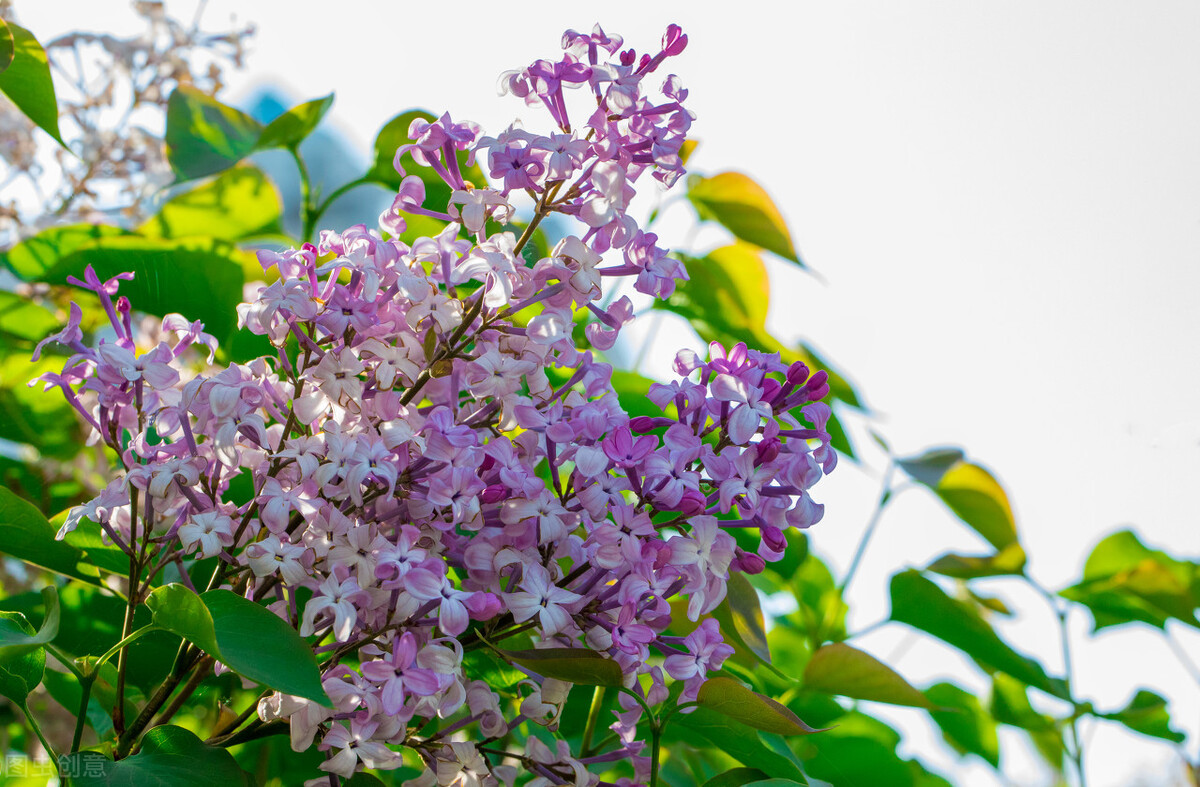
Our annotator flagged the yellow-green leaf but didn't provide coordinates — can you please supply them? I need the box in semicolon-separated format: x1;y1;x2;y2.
697;676;824;735
802;642;933;709
926;542;1027;579
141;165;283;241
0;19;14;74
257;93;334;150
897;449;1018;551
688;172;801;265
713;572;771;665
0;22;65;145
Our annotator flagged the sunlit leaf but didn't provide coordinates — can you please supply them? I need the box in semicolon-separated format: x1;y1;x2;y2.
926;543;1027;580
43;235;246;344
688;172;801;265
1098;689;1184;743
0;22;65;145
165;85;262;180
366;109;487;209
1060;529;1199;631
698;677;824;735
257;93;334;150
141;165;283;241
0;19;14;74
897;449;1018;551
500;647;623;687
701;768;770;787
802;643;932;709
1;223;132;281
924;682;1000;767
0;485;99;584
889;570;1068;698
61;725;249;787
146;584;330;705
0;292;58;343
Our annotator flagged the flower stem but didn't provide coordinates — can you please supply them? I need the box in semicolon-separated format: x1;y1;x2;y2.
838;461;894;597
21;702;59;775
580;686;606;757
71;672;97;753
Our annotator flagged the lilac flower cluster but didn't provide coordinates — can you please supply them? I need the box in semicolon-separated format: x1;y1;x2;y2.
34;24;835;786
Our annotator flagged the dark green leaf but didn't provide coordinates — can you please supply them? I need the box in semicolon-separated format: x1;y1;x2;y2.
671;705;808;782
61;725;248;786
896;450;1018;551
714;572;771;665
0;23;65;145
165;85;262;180
58;511;131;576
1060;529;1199;631
146;584;330;705
802;642;932;709
0;485;99;583
500;647;623;687
796;713;912;787
1099;689;1185;743
141;165;283;241
42;667;117;740
257;93;334;150
701;767;770;787
889;570;1068;698
697;677;824;735
688;172;801;265
0;586;59;662
44;235;246;344
0;613;44;704
926;543;1027;580
924;682;1000;767
0;223;131;281
0;19;14;74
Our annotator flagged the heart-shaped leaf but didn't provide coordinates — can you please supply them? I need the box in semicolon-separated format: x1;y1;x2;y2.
0;586;59;664
0;22;65;145
60;725;250;786
0;613;45;705
165;85;262;180
688;172;801;265
257;93;334;150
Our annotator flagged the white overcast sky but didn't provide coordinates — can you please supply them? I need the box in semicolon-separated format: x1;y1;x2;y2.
16;2;1200;785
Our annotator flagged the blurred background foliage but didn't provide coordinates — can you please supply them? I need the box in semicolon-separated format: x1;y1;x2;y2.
0;3;1196;786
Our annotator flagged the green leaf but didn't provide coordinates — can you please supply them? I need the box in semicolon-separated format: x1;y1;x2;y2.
697;677;824;736
802;642;933;709
896;449;1018;551
924;682;1000;767
0;223;132;281
796;713;913;787
0;586;58;668
0;292;58;343
165;85;262;180
0;485;100;583
141;165;283;241
61;725;248;787
366;109;488;207
889;570;1068;699
926;543;1027;580
701;768;771;787
0;19;13;75
688;172;801;265
672;243;770;334
43;235;246;344
988;674;1056;732
787;553;846;645
1060;529;1199;631
58;511;131;576
146;584;330;705
0;23;65;145
1099;689;1185;743
42;667;116;740
713;572;772;665
499;647;623;687
671;705;808;782
0;613;44;704
257;93;334;150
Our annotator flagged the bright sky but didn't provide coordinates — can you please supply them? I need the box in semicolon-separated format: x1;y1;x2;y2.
17;2;1200;785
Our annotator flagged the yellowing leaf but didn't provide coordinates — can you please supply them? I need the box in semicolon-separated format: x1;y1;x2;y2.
688;172;801;265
